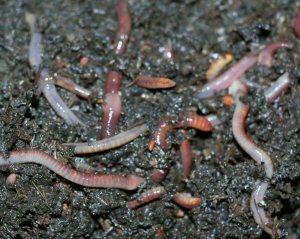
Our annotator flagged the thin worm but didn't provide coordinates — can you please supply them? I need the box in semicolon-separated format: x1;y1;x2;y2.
25;12;42;72
102;71;123;138
0;149;145;190
127;186;166;209
264;72;290;102
180;138;193;178
38;69;85;126
295;9;300;39
63;123;148;154
54;75;95;101
173;192;202;209
231;80;274;178
135;76;176;89
250;181;281;237
114;0;131;54
149;113;212;151
258;42;292;67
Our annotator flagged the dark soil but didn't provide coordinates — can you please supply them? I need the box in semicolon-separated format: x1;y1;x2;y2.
0;0;300;238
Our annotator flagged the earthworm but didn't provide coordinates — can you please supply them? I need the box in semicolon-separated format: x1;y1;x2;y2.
114;0;131;54
257;42;292;67
0;149;145;190
63;123;148;154
197;53;257;98
134;76;176;89
180;130;193;178
206;53;233;81
197;42;291;99
54;75;94;101
151;168;169;183
264;72;290;102
173;192;202;209
231;80;274;178
38;69;85;126
102;70;122;138
127;186;166;209
149;113;212;151
295;9;300;39
25;12;42;72
250;181;281;237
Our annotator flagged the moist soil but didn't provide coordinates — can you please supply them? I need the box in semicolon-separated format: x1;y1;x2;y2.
0;0;300;238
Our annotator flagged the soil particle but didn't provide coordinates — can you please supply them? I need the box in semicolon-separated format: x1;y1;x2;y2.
1;0;300;238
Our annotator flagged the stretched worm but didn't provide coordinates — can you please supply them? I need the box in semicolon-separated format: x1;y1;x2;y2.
63;123;148;154
250;181;281;237
295;9;300;39
38;69;85;126
135;76;176;89
149;113;212;151
173;192;202;209
25;12;42;72
258;42;292;68
197;54;258;98
231;80;274;178
180;138;193;178
0;149;145;190
264;72;290;102
127;186;166;209
114;0;131;54
54;75;100;102
102;71;122;138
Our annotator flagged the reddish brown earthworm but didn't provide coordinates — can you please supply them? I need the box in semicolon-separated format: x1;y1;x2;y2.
180;136;193;178
135;76;176;89
114;0;131;54
264;72;290;102
295;9;300;39
231;80;274;178
0;149;145;190
173;192;202;209
127;186;166;209
64;123;148;154
102;70;122;138
250;181;281;237
151;168;169;183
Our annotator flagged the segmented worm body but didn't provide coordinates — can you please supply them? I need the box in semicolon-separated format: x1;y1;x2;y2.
64;124;148;154
264;72;290;102
0;149;145;190
231;80;274;178
180;138;193;178
38;69;85;126
114;0;131;54
173;193;202;209
151;168;169;183
135;76;176;89
102;71;122;138
127;186;166;209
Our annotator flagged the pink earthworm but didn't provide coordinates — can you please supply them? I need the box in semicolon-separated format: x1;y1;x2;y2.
250;181;281;237
114;0;131;54
179;130;193;178
25;12;42;72
134;76;176;89
231;80;274;178
149;113;212;151
197;42;291;99
0;149;145;190
264;72;290;102
295;9;300;38
54;75;102;102
63;123;148;154
173;192;202;209
127;186;166;209
151;168;169;183
257;42;292;67
38;69;85;126
101;70;122;138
